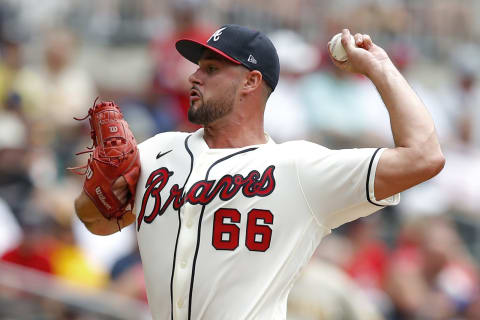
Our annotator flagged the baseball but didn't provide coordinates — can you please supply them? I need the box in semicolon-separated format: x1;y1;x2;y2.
329;33;353;62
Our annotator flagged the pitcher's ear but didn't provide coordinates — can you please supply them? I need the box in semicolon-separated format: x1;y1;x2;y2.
241;70;263;94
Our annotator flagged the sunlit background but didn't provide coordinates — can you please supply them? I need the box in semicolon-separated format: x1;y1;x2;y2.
1;0;480;319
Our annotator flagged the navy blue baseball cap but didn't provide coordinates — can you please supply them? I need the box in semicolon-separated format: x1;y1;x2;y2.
176;24;280;91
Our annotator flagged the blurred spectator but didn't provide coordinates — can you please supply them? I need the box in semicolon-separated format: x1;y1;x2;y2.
149;1;214;131
73;215;137;272
119;98;160;143
0;110;33;219
316;216;393;314
445;45;480;149
300;62;373;148
264;30;317;142
1;217;55;274
35;27;97;172
0;38;45;116
386;216;479;319
36;27;97;127
0;197;22;256
341;218;390;308
50;217;108;288
287;259;384;320
110;245;147;303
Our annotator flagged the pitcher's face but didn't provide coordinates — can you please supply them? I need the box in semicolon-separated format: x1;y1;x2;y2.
187;51;244;125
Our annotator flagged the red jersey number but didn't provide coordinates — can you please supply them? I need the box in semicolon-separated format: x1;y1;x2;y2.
212;208;241;250
245;209;273;252
212;208;273;252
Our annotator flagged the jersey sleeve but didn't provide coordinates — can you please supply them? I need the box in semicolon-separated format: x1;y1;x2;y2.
293;141;400;230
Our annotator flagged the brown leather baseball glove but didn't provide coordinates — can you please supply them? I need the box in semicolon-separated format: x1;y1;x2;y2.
70;99;140;220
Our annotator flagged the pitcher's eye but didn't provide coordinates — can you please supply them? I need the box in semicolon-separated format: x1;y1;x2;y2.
207;65;217;74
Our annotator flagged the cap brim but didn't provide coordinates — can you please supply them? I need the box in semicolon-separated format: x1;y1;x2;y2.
175;39;241;65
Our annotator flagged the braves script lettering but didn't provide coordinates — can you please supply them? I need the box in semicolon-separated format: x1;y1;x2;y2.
137;165;276;231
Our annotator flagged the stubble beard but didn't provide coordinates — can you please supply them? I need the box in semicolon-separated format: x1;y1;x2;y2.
188;86;236;125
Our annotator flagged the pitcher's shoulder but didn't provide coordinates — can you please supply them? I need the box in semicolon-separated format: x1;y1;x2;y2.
138;131;191;151
273;140;330;155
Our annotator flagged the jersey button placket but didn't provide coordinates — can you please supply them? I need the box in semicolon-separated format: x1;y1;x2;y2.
180;259;187;268
183;203;194;228
175;158;207;318
177;298;184;308
175;293;188;320
173;201;197;319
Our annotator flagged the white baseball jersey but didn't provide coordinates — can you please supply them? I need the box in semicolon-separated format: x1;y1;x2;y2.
134;128;399;320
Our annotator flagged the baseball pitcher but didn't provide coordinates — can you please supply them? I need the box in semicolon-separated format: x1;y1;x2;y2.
74;25;444;320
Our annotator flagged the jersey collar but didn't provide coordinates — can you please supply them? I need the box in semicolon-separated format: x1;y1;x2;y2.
191;128;275;153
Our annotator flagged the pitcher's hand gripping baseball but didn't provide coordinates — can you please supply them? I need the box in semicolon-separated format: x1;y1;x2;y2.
328;29;391;77
70;99;140;220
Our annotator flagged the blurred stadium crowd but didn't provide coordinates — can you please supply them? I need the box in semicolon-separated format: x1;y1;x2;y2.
1;0;480;319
